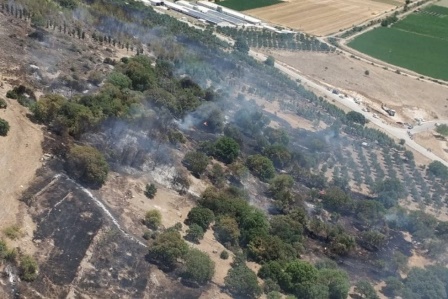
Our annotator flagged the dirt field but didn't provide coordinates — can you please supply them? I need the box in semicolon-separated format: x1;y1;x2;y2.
246;0;402;36
0;81;43;246
265;50;448;120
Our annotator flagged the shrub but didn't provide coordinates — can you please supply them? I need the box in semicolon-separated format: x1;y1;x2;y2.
144;183;157;199
144;209;162;230
185;207;215;230
213;136;240;164
65;145;109;186
0;118;10;136
19;255;38;281
225;263;262;299
3;225;21;240
182;249;215;285
246;154;276;181
220;250;229;260
0;98;7;109
428;161;448;180
436;124;448;136
183;151;210;177
186;224;204;243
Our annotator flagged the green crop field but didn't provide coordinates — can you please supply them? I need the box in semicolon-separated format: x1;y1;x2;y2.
218;0;283;11
348;5;448;80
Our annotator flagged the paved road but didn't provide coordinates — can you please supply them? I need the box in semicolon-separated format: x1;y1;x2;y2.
249;50;448;167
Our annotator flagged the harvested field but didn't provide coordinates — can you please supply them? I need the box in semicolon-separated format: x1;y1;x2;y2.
348;5;448;80
262;50;448;120
246;0;402;36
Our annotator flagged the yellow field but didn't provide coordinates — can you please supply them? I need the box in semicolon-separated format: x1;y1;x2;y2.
246;0;403;36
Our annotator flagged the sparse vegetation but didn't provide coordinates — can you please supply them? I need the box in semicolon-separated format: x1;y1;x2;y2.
19;255;38;282
3;225;22;240
144;209;162;230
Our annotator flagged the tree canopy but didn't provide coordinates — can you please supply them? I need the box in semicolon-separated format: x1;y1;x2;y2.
65;145;109;186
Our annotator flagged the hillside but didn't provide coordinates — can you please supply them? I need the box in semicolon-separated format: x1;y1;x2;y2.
0;1;447;299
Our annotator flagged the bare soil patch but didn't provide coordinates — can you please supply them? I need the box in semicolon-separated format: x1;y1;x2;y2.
0;82;43;252
265;50;448;121
247;0;401;35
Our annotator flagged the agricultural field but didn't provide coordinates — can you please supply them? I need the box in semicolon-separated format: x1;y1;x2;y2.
245;0;402;36
218;0;283;11
348;5;448;80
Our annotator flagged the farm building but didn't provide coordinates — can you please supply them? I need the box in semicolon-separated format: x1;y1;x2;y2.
196;1;262;24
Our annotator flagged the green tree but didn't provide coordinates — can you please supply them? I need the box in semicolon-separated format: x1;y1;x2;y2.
383;276;403;298
148;229;188;270
436;124;448;136
265;55;275;67
427;161;448;180
248;235;297;263
182;249;215;285
269;215;303;244
183;151;210;177
234;37;249;54
144;183;157;199
404;267;447;299
225;263;262;299
106;72;132;89
264;127;289;146
322;187;352;214
318;268;350;299
186;207;215;230
220;250;229;259
213;136;240;164
214;216;241;246
346;111;367;125
0;118;10;136
145;209;162;230
19;255;38;281
359;230;386;251
246;154;276;181
65;145;109;186
263;144;292;169
280;260;319;292
32;94;66;123
355;280;379;299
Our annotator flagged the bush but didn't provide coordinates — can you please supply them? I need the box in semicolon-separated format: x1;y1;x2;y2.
183;151;210;177
0;98;7;109
65;145;109;186
428;161;448;180
185;207;215;230
246;155;276;181
3;225;21;240
182;249;215;285
213;136;240;164
0;118;10;136
144;183;157;199
147;230;188;270
144;209;162;230
346;111;366;125
19;255;38;281
220;250;229;260
186;223;204;243
436;124;448;136
6;90;18;99
225;263;262;299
